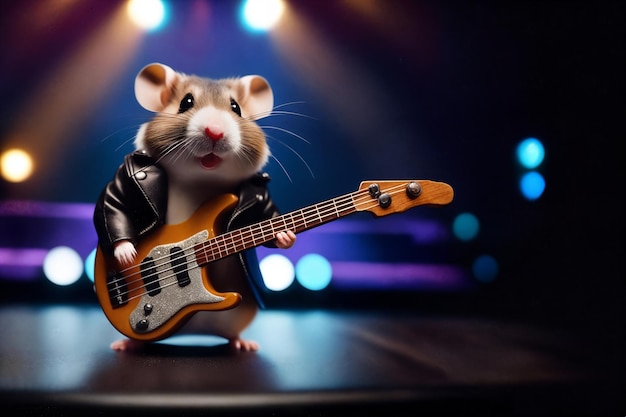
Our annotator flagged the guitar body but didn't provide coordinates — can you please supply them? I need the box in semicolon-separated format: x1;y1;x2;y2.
94;194;243;342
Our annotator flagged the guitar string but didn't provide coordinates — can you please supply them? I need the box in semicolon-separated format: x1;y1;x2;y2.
106;183;411;302
107;183;410;303
106;188;370;298
110;190;365;286
107;183;409;302
109;185;383;285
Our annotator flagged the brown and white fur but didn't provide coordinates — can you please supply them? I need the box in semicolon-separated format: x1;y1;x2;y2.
110;63;296;352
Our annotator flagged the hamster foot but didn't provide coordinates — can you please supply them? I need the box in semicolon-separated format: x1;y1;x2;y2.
110;338;146;352
229;338;259;352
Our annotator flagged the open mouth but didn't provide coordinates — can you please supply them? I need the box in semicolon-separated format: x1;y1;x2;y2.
200;153;222;169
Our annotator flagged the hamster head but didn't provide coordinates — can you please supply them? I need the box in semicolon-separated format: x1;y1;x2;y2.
133;63;273;185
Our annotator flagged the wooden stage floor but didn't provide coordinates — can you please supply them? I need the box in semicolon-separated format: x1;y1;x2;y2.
0;303;622;416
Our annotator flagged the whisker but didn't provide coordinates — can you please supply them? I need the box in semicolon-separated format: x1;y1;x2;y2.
266;110;317;121
261;125;311;144
266;134;315;179
269;154;293;183
98;120;148;153
272;101;306;110
167;138;195;166
114;132;142;152
131;137;187;176
99;127;134;144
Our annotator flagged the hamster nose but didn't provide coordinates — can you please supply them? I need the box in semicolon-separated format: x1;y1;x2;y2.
205;126;224;142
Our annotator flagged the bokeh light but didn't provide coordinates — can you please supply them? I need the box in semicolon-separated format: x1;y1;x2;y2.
295;254;332;291
1;148;34;183
242;0;284;32
519;171;546;201
453;212;480;241
259;253;295;291
127;0;166;31
472;254;499;283
84;248;97;283
43;246;84;286
516;137;545;169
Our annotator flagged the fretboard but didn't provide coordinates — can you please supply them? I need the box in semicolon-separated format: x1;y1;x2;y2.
195;192;359;266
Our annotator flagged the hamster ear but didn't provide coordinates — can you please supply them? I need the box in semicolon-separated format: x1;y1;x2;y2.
134;63;179;112
237;75;274;119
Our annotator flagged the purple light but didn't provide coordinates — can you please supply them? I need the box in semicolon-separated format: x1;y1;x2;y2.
0;200;94;219
317;217;450;243
331;261;468;290
0;248;48;266
0;200;98;282
0;248;48;281
0;265;42;281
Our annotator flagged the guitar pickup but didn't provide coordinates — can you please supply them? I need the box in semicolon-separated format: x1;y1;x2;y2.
170;246;191;287
140;257;161;296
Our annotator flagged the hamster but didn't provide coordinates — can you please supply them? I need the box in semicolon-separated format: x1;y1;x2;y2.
105;63;296;352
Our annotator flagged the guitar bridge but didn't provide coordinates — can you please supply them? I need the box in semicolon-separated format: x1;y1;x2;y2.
106;270;128;309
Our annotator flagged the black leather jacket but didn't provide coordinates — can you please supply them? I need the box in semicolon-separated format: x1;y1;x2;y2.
93;150;281;307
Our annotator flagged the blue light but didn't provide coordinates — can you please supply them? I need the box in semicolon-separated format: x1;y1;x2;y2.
85;248;96;282
295;253;332;291
516;137;545;169
519;171;546;200
472;254;498;283
452;212;480;241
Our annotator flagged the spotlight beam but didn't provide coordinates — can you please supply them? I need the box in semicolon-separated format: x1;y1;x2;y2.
2;4;143;189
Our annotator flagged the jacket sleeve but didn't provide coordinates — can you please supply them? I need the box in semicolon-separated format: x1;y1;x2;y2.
93;152;165;255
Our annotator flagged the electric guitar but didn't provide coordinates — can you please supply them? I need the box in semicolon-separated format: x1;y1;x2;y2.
94;180;454;341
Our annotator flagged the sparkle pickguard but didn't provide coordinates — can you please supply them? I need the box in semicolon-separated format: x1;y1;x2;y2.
128;230;225;333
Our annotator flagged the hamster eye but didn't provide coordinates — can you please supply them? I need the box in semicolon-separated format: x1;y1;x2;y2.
178;93;194;113
230;98;242;117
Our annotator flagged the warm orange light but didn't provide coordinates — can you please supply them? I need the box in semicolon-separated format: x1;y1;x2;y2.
0;148;34;183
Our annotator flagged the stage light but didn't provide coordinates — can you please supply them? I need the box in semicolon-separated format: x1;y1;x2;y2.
85;248;97;282
472;254;498;283
295;254;332;291
43;246;83;286
127;0;166;31
0;148;34;183
453;212;479;241
517;137;545;169
242;0;284;32
259;253;294;291
519;171;546;201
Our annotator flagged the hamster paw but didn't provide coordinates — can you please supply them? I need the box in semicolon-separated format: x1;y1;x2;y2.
113;240;137;265
275;231;296;249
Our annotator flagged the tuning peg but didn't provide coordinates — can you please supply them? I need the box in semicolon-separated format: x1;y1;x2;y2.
368;183;381;198
378;193;391;208
406;182;422;199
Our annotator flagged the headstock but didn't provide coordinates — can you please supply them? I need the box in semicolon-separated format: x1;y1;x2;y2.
356;180;454;217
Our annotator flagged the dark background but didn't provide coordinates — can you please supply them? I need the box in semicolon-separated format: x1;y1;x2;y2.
0;0;623;338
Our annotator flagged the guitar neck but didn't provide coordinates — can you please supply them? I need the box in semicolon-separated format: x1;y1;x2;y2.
195;192;358;266
194;179;455;267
